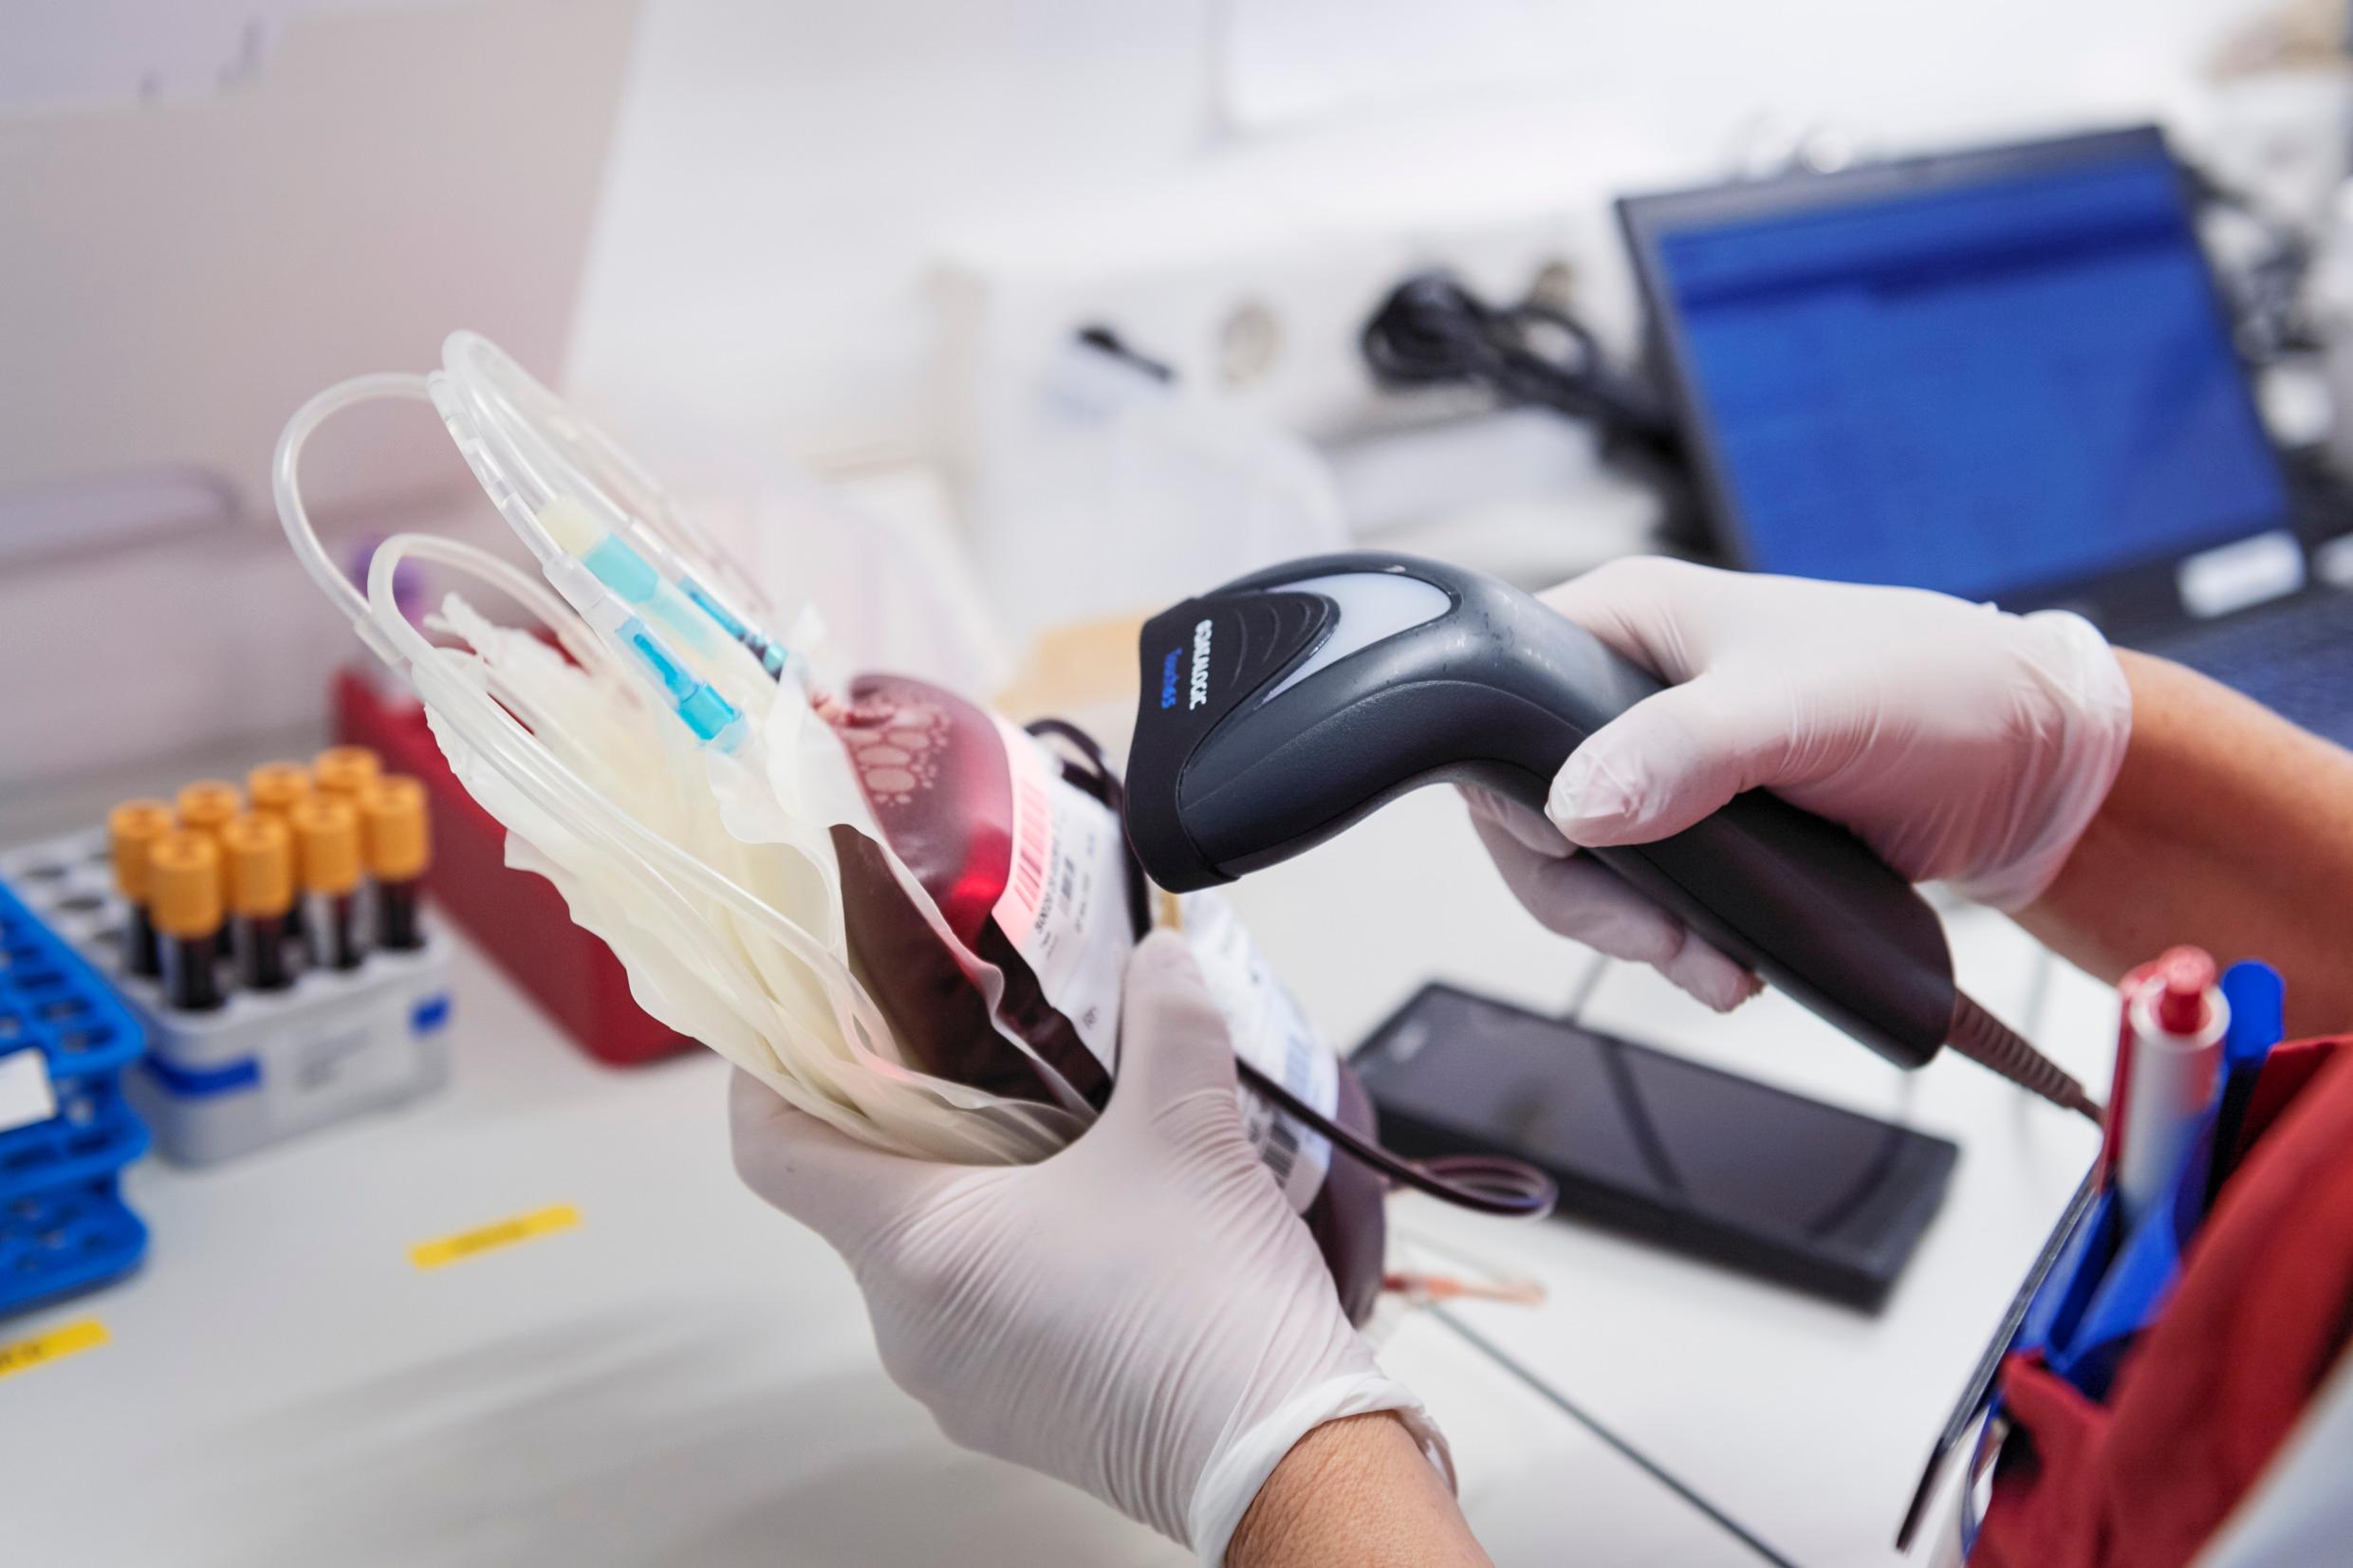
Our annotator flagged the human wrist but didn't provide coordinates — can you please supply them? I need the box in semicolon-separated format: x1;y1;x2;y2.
1225;1411;1484;1568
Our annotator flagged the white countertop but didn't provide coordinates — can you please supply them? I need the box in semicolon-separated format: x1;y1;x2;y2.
4;785;2111;1567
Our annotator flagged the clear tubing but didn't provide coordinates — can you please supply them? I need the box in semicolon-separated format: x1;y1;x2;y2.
441;331;787;655
272;373;436;668
673;563;791;679
405;544;1073;1156
272;374;626;689
410;359;750;747
273;382;685;743
275;375;1073;1162
603;516;790;679
367;535;1072;1158
543;510;752;685
451;330;776;612
447;347;793;719
351;531;635;699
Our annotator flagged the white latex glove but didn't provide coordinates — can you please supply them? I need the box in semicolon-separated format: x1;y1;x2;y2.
1469;557;2133;1011
730;931;1448;1563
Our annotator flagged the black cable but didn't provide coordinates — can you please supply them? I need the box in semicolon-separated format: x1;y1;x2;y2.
1555;936;1917;1251
2181;161;2321;365
1361;270;1687;472
1025;718;1558;1221
1557;949;1613;1023
1948;992;2103;1124
1431;1307;1804;1568
1233;1052;1554;1219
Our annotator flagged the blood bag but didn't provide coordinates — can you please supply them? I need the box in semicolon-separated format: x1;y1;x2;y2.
824;673;1385;1320
273;333;1419;1328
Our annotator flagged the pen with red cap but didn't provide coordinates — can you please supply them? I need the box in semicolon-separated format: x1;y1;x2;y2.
2114;946;2227;1226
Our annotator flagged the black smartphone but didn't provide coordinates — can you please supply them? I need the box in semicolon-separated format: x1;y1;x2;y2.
1353;983;1958;1308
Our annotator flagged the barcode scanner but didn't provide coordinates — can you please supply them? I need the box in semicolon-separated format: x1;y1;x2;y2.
1123;551;2100;1122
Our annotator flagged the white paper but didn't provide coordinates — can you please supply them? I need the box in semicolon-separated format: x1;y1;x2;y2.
0;1048;59;1134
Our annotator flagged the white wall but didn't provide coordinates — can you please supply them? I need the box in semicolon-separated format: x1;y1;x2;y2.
0;0;2280;796
568;0;2270;466
0;0;638;791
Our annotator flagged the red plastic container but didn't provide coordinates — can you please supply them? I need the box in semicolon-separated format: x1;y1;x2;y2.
332;668;692;1066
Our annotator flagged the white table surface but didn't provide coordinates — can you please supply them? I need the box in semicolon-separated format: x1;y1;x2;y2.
4;785;2111;1568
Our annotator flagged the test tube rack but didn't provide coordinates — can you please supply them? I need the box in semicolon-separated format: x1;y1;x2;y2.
1;830;453;1167
0;875;150;1319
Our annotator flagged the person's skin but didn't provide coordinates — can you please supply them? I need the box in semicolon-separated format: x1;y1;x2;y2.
1228;1413;1493;1568
1230;651;2353;1562
2020;652;2353;1036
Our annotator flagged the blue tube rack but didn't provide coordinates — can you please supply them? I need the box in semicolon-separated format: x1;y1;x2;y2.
0;876;149;1319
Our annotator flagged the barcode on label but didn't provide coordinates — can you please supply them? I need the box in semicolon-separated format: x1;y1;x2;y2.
1007;770;1052;925
1262;1112;1302;1187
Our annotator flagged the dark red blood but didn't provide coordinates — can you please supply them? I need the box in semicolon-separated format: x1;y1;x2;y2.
825;672;1382;1322
831;675;1012;950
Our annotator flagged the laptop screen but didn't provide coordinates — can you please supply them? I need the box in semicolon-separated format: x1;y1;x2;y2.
1632;136;2289;602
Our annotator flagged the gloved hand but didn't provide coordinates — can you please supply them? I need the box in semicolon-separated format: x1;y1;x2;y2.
730;931;1449;1563
1469;557;2133;1010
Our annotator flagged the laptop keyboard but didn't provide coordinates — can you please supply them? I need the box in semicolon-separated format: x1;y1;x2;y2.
2151;595;2353;745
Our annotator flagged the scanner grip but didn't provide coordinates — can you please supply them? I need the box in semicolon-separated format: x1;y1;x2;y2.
1467;674;1956;1070
1134;549;1963;1071
1498;769;1953;1068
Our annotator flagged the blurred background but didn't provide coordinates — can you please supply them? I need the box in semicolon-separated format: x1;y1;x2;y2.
9;0;2353;801
7;4;2353;1564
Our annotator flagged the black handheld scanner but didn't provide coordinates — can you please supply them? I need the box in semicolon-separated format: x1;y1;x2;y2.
1124;551;2098;1118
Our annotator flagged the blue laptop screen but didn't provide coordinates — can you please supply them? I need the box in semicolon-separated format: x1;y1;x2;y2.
1650;151;2289;600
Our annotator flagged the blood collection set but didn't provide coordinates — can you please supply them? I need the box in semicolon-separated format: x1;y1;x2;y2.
269;334;1489;1319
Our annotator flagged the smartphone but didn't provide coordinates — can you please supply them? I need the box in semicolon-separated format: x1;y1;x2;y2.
1353;983;1958;1308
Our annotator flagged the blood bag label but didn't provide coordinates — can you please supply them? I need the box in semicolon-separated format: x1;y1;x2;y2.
991;718;1129;1072
1182;892;1336;1212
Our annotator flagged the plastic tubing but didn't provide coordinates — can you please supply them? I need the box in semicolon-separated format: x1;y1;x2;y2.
406;349;756;739
276;376;1073;1163
373;533;1074;1159
273;376;645;720
455;331;791;691
449;330;776;620
273;373;436;669
449;353;780;682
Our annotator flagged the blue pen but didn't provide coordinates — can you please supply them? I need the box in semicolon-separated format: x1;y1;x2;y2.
2206;960;2285;1210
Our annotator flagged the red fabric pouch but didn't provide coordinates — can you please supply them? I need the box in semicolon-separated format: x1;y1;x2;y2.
1973;1035;2353;1568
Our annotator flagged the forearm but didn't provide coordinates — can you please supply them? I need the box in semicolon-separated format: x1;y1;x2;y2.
2019;650;2353;1036
1226;1412;1491;1568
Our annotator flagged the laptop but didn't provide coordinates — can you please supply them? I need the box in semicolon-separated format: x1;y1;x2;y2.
1617;125;2353;745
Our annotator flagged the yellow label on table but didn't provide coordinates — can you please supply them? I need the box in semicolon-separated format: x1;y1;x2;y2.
410;1204;581;1271
0;1318;108;1381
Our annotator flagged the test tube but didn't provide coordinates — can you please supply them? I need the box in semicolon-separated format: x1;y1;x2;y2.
175;779;242;839
358;776;430;951
313;746;380;806
175;780;242;959
149;830;226;1012
106;800;175;977
221;814;297;992
247;761;311;829
291;796;364;971
247;763;312;965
